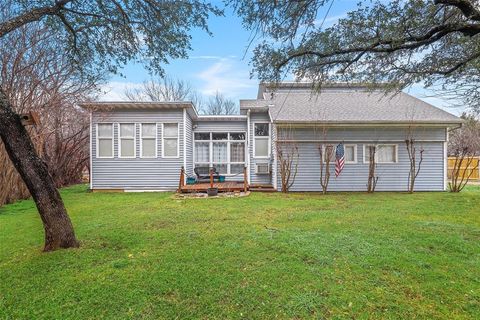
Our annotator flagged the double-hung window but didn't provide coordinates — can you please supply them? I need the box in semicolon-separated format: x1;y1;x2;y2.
364;144;397;163
97;123;113;158
194;132;246;174
141;123;157;158
162;123;179;158
253;123;270;158
344;144;357;163
119;123;136;158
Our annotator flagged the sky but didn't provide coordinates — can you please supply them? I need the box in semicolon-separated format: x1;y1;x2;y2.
99;0;462;116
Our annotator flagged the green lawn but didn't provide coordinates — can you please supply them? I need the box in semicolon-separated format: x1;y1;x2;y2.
0;186;479;319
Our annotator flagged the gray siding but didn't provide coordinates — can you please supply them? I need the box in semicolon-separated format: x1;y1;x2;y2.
194;120;247;132
249;112;273;185
185;112;194;177
92;109;184;190
276;127;446;192
90;108;447;192
277;127;446;141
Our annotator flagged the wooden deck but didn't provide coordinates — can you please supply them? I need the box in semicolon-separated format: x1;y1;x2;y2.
180;181;248;193
177;166;249;193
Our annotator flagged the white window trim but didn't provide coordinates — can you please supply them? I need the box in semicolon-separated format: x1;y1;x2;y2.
193;132;246;175
363;144;398;164
162;123;180;158
344;144;358;164
253;122;271;159
118;123;137;159
96;123;114;159
140;123;158;158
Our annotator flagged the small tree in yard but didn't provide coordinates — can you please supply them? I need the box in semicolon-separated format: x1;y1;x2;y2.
367;146;379;193
276;126;299;193
0;1;221;251
319;144;334;194
405;127;425;193
448;114;480;192
277;142;299;193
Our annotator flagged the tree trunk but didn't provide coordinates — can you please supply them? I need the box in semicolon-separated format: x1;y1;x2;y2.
0;89;79;251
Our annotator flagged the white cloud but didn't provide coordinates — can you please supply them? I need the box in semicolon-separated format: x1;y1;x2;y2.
196;57;256;98
97;81;144;101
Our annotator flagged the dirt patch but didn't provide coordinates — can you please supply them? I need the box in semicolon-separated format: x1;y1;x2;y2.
173;191;250;199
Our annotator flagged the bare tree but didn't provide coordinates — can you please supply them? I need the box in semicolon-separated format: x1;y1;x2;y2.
0;20;96;207
319;143;334;194
367;146;379;193
204;91;238;115
405;127;425;193
124;76;194;102
448;114;480;192
276;127;299;193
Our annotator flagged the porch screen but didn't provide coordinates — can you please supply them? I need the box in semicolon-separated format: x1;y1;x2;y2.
194;132;246;174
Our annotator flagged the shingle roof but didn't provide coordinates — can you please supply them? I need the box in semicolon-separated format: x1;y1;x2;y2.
241;84;462;125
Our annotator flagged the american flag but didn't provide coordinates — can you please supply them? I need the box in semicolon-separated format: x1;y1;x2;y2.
335;143;345;177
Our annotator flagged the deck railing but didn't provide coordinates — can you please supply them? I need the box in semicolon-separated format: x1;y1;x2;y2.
178;166;249;193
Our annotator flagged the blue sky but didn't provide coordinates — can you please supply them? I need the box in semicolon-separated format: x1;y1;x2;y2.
99;0;462;115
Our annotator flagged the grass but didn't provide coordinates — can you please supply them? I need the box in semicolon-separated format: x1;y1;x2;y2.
0;185;479;319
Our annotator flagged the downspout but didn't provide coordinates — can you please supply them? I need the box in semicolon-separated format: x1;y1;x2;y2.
89;110;93;190
272;122;278;190
268;108;277;191
444;129;448;191
247;109;251;184
183;108;187;185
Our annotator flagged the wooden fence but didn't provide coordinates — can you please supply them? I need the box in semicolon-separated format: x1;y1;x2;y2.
447;157;480;180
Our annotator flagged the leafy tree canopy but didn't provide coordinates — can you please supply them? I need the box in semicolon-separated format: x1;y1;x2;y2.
232;0;480;111
1;1;222;81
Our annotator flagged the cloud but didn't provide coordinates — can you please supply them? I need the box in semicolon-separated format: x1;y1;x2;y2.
196;57;256;98
97;81;144;101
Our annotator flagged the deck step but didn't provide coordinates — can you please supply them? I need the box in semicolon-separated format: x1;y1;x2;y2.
249;184;276;192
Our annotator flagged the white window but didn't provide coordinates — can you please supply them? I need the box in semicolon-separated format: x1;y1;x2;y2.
253;123;270;158
119;123;136;158
141;123;157;158
162;123;179;158
194;132;246;174
344;144;357;163
96;123;113;158
364;144;397;163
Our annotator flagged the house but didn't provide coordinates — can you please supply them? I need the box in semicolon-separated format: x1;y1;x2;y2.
81;82;462;192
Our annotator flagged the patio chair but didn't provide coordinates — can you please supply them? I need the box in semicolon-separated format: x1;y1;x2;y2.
194;167;220;182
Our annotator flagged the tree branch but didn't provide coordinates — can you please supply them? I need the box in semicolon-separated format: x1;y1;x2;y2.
0;1;73;38
435;0;480;21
